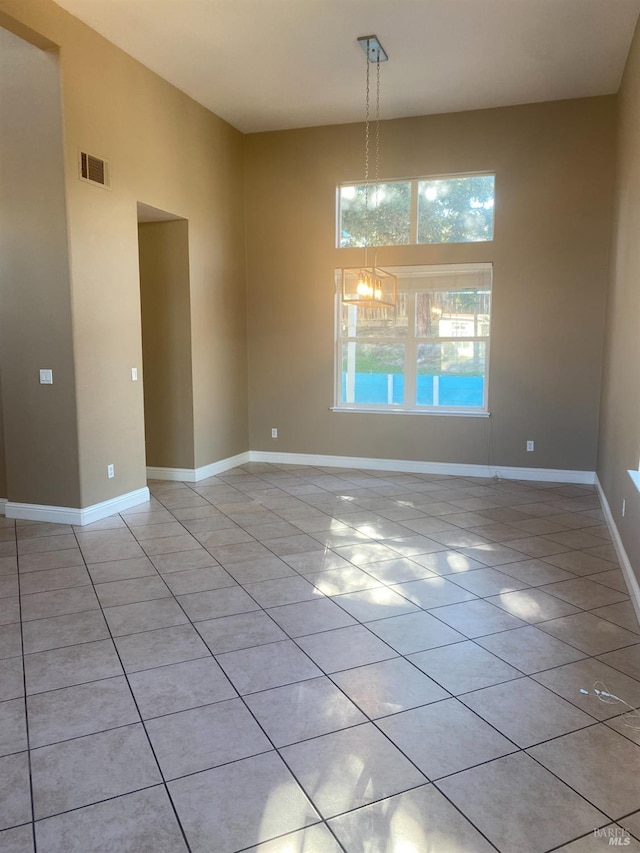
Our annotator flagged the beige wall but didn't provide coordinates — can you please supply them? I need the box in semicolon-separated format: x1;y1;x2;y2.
245;99;616;471
0;0;248;508
0;26;81;506
138;220;195;470
598;19;640;574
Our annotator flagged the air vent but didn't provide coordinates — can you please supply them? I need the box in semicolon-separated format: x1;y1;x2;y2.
79;151;111;189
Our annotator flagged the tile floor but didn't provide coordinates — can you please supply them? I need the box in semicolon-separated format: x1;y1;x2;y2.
1;463;640;852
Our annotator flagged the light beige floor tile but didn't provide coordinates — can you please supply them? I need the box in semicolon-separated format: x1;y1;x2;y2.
141;535;202;557
34;786;188;853
131;522;190;542
543;551;621;576
27;676;139;747
486;587;580;623
476;625;587;673
528;725;640;818
19;566;90;595
0;576;18;599
168;751;319;853
532;657;640;721
196;610;287;654
0;597;19;626
296;625;397;673
94;575;171;607
161;565;236;595
103;598;188;636
282;551;355;574
243;824;341;853
367;610;466;654
243;575;322;608
80;543;146;565
281;723;426;818
305;565;384;593
390;576;477;609
0;699;27;757
150;549;219;574
20;586;99;622
146;697;271;779
216;640;322;694
592;600;640;632
18;549;84;573
208;541;275;566
0;824;34;852
267;598;357;637
192;526;254;548
540;578;628;609
409;640;523;694
332;657;449;718
438;752;606;853
17;534;78;555
497;558;577;585
426;598;528;638
22;611;109;654
460;677;593;746
538;612;639;655
0;752;31;830
87;556;157;583
331;587;421;622
456;543;530;567
505;536;572;558
224;555;297;584
128;656;236;718
176;586;259;621
0;657;24;701
378;698;515;779
446;567;529;596
328;784;495;853
244;676;366;746
114;624;210;673
24;639;122;694
31;723;161;819
597;644;640;681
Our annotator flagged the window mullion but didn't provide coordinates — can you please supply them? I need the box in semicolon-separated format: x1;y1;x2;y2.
410;180;418;244
404;292;417;407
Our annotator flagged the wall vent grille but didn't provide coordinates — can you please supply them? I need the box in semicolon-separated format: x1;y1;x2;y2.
79;151;111;189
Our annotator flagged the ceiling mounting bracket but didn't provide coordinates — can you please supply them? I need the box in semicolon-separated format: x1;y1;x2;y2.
357;35;388;63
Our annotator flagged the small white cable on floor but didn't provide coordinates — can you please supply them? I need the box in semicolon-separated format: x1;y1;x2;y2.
580;681;640;731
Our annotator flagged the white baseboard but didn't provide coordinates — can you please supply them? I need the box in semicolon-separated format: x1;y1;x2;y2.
248;451;596;485
4;487;150;526
147;451;251;483
595;475;640;623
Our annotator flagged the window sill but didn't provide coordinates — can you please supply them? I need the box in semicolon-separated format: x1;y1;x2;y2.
331;406;490;418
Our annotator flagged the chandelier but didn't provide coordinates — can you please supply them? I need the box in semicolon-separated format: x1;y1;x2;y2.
342;35;397;309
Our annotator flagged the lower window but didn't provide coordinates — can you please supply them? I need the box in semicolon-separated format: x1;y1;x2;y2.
335;263;492;414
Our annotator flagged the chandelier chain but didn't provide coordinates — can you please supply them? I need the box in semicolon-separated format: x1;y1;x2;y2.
364;47;370;250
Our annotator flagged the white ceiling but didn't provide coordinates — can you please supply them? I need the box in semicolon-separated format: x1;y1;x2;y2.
52;0;640;133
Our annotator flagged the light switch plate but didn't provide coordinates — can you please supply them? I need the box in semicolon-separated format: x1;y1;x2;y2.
131;367;138;381
39;369;53;385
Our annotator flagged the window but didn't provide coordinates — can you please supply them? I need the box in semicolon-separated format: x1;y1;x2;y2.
338;173;495;248
335;263;492;414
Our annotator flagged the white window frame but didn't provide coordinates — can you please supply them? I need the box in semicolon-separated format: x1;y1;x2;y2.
336;171;495;248
333;263;492;417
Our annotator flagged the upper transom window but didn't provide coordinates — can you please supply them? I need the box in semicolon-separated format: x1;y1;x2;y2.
338;173;495;248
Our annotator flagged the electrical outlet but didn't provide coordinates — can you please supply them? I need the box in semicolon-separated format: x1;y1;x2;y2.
622;499;626;517
526;440;534;452
107;464;115;479
271;428;278;439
